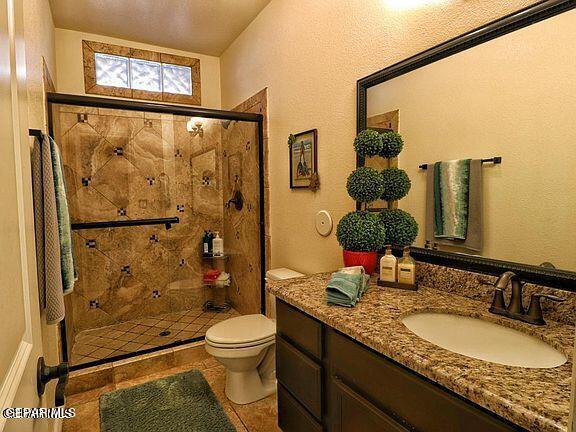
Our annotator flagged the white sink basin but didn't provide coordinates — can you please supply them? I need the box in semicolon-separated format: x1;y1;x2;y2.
401;312;567;368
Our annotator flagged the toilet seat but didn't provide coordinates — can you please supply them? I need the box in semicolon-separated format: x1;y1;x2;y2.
205;334;275;349
205;314;275;349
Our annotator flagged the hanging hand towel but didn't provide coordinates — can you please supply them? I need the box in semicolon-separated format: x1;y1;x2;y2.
433;159;471;240
32;135;65;324
426;159;483;251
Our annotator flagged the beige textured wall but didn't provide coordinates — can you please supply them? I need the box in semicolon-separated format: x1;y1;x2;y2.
220;0;536;275
367;9;576;271
54;28;222;109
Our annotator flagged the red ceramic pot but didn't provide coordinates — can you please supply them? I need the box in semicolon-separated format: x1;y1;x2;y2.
342;250;378;275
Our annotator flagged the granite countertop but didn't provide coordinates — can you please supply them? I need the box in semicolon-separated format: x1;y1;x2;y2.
267;273;574;432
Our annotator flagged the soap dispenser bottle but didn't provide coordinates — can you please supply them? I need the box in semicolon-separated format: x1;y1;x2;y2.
398;247;416;285
212;231;224;256
379;245;397;283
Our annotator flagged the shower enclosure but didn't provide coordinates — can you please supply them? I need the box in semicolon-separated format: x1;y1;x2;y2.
48;93;265;369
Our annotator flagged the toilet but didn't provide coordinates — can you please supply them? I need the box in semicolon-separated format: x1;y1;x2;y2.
205;268;304;404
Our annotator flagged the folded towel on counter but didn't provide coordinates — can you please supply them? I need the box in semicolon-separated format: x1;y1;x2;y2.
326;266;370;307
426;159;483;251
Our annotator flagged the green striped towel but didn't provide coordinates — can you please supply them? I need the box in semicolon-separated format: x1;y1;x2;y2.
433;159;471;240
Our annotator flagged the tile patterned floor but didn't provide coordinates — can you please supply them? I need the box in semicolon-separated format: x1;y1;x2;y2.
63;358;280;432
71;307;240;366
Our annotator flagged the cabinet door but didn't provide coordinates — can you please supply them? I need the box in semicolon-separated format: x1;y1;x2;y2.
331;377;409;432
278;384;323;432
277;299;323;360
276;336;323;419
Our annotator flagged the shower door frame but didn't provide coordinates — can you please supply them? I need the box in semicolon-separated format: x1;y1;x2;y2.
47;92;267;371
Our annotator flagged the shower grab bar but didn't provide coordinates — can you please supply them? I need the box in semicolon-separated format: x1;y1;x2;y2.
71;217;180;231
29;130;180;232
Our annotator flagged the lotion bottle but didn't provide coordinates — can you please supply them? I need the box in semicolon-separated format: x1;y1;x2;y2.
212;231;224;256
379;245;397;283
398;247;416;285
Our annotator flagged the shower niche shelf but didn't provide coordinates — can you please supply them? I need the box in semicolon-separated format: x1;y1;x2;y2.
203;253;231;313
202;254;230;260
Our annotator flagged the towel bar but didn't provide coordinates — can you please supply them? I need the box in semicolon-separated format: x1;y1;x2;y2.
419;157;502;170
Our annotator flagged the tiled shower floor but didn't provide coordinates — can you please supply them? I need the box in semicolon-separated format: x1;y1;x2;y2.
70;307;240;366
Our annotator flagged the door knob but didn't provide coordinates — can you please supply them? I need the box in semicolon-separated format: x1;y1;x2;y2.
37;357;69;406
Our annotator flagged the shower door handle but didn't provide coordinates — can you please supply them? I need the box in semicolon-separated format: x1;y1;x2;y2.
37;357;69;406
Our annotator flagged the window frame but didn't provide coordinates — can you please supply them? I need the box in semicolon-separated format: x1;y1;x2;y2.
83;40;201;105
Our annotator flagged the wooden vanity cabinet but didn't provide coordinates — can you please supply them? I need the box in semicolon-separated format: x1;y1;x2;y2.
276;299;526;432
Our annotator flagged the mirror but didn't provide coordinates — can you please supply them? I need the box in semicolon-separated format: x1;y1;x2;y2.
361;7;576;273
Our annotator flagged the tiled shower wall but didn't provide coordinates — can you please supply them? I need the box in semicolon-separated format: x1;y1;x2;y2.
221;89;268;315
54;104;256;348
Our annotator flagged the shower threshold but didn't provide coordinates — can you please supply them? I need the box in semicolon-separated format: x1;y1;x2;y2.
70;307;240;367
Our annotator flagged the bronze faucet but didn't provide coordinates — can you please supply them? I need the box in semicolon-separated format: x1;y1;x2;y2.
487;271;564;326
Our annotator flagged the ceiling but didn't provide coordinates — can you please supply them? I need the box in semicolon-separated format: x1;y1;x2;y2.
49;0;271;56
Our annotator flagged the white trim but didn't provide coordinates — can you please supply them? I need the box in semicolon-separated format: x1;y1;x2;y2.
0;341;33;431
7;0;34;347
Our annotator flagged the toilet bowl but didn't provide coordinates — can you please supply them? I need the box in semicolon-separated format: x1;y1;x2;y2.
205;314;276;404
205;267;304;404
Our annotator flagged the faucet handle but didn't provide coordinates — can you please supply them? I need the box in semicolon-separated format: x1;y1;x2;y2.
525;293;565;326
537;293;565;302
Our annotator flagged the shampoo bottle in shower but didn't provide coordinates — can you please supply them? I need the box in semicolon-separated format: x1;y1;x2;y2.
202;231;211;257
379;245;397;283
398;247;416;285
213;231;224;256
208;230;215;255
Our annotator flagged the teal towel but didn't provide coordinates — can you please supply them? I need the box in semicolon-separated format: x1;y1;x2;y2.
49;136;76;293
326;272;369;307
433;159;471;240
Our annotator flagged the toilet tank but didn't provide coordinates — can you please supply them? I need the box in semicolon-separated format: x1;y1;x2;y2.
265;268;304;319
266;268;305;281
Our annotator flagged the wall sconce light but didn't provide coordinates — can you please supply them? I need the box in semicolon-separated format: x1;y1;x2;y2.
187;117;204;137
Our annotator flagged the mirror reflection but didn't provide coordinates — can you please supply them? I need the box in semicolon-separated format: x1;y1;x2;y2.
364;9;576;272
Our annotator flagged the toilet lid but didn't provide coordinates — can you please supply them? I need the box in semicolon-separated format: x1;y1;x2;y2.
205;314;276;346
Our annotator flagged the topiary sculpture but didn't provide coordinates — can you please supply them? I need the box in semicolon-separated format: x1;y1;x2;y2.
353;129;383;157
346;167;385;203
379;209;418;247
381;167;411;202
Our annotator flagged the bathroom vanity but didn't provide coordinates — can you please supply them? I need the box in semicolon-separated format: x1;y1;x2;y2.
269;273;573;432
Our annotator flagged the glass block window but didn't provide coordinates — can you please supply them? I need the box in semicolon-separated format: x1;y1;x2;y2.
162;64;192;95
84;40;200;104
130;58;162;92
95;53;130;88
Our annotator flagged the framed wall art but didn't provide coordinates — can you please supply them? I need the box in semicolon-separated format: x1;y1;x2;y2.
289;129;318;190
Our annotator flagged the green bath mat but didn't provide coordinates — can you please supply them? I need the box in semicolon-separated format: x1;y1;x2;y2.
100;369;236;432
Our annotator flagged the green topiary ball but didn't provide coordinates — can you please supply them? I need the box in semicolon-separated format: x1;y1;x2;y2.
353;129;383;157
380;131;404;159
347;167;385;203
381;167;411;201
336;211;386;251
379;209;418;246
